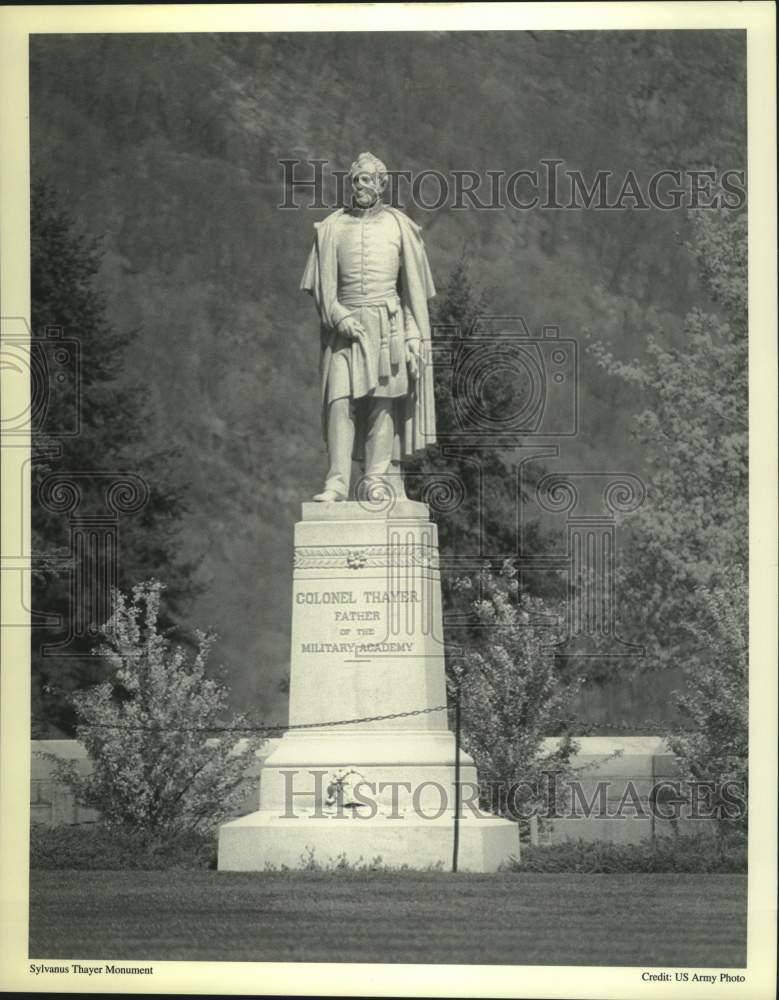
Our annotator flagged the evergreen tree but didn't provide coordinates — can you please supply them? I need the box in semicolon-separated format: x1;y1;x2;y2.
31;178;198;736
407;252;557;570
405;252;564;640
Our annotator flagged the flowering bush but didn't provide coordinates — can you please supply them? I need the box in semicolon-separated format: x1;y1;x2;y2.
46;580;264;840
668;565;748;836
450;561;581;832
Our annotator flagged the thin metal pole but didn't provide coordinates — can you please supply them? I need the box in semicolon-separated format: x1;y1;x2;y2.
452;687;461;873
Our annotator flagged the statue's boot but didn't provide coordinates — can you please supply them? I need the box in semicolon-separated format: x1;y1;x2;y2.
312;489;346;503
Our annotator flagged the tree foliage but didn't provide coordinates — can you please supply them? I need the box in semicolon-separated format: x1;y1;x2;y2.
589;209;747;663
407;252;559;593
31;178;198;735
46;581;263;838
29;30;746;717
590;208;748;832
666;565;748;836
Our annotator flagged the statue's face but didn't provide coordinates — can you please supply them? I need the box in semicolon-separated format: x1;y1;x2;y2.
351;167;386;208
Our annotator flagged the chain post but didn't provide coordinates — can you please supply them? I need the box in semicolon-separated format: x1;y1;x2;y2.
452;685;461;873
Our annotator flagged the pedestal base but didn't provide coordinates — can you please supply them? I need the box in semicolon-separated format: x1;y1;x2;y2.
221;501;518;873
218;811;519;873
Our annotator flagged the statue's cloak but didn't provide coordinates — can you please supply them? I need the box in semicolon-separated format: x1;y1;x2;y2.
300;206;437;460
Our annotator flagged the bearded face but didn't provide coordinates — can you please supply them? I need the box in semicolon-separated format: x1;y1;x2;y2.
350;167;386;208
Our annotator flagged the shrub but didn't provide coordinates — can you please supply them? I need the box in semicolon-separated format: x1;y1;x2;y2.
43;580;265;841
513;833;746;874
449;561;581;832
668;565;748;838
30;823;218;870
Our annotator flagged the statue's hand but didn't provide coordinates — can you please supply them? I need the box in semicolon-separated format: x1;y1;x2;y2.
406;339;420;380
337;316;367;343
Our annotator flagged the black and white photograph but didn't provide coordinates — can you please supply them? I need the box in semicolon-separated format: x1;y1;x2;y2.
0;3;776;997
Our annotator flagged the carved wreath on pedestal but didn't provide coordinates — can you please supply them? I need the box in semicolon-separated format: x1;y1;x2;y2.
293;544;438;570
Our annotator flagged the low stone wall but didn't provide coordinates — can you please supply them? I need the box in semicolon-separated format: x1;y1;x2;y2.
31;737;710;845
535;736;713;845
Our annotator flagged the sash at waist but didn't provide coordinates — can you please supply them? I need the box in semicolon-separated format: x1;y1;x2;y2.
338;295;400;311
333;296;403;380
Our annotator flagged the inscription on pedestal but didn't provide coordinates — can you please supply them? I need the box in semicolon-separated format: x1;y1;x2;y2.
294;586;424;658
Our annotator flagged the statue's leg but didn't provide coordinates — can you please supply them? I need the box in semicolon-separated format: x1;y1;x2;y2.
364;398;394;475
316;396;354;501
390;416;407;500
359;397;398;502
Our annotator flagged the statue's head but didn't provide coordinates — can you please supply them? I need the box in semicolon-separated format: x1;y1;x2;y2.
349;151;388;208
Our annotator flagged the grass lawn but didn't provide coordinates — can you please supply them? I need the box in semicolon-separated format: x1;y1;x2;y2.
30;870;746;967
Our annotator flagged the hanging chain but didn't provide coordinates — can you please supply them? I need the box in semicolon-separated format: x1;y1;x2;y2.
33;704;450;735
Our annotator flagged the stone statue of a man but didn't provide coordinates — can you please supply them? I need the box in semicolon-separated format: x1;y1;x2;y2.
301;152;437;502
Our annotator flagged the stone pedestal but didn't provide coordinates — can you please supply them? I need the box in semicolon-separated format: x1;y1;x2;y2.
218;500;518;872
